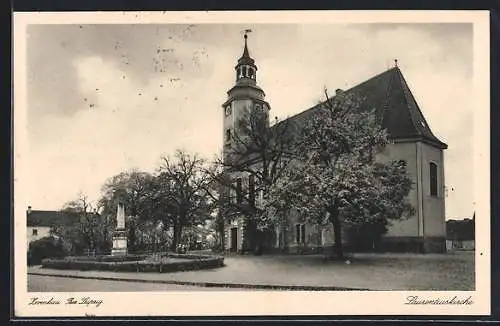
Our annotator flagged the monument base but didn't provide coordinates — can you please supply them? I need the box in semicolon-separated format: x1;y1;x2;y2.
111;247;128;256
111;230;128;256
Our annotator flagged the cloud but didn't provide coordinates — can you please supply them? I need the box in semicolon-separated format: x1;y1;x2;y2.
25;23;474;218
28;45;227;208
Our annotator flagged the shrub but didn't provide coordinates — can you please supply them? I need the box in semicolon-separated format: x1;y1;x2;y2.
59;254;149;263
210;243;224;254
28;236;67;266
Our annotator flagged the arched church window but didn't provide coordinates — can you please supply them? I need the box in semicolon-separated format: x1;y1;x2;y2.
242;66;247;78
248;175;255;206
248;68;254;79
295;223;306;244
429;162;438;196
236;178;243;204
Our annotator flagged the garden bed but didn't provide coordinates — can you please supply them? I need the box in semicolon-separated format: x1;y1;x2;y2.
41;253;224;273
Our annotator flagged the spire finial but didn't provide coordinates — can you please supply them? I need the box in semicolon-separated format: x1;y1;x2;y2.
243;29;251;47
394;58;398;67
240;29;252;59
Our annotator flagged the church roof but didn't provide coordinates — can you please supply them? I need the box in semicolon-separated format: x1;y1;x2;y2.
27;210;81;227
275;67;447;149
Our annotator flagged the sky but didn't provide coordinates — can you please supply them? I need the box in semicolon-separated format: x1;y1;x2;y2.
25;23;473;219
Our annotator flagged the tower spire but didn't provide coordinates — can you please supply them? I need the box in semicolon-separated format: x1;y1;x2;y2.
242;33;250;58
242;29;253;57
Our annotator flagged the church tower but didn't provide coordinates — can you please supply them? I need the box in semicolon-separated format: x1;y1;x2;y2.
221;33;271;252
222;33;271;159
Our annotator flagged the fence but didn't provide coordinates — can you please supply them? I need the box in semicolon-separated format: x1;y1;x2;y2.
84;249;97;257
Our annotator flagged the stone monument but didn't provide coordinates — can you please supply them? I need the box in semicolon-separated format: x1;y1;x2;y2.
111;202;128;256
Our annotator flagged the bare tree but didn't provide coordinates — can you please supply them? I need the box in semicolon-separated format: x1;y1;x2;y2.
53;192;106;254
158;150;214;252
216;106;298;252
99;170;158;252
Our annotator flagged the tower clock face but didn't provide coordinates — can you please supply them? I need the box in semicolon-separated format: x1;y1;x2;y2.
225;105;232;116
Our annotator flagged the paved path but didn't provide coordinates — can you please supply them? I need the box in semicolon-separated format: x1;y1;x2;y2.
28;251;475;291
28;275;247;292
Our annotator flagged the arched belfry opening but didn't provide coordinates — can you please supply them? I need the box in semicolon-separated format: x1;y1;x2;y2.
234;33;258;85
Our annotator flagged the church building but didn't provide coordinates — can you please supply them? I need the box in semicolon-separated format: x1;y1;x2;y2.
221;34;447;254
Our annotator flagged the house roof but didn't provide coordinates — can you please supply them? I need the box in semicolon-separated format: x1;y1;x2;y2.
27;210;81;227
274;67;447;150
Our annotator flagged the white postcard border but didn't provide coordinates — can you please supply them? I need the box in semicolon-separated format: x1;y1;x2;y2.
13;10;491;317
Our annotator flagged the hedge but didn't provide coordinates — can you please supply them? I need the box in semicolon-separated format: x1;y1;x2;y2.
28;236;66;266
63;254;149;262
41;253;224;273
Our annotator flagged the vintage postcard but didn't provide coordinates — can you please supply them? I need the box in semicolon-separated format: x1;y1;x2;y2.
13;10;490;317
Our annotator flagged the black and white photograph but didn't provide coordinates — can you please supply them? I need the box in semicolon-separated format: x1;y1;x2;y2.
14;11;490;317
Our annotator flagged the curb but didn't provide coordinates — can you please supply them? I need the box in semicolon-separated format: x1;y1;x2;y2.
28;272;369;291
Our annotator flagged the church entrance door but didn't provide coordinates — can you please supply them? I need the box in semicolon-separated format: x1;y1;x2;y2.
230;227;238;251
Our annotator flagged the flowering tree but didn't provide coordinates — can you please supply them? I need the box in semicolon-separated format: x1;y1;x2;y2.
268;90;414;259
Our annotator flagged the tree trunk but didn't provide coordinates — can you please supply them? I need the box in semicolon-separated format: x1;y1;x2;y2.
241;217;250;252
170;220;183;252
217;213;225;251
128;224;136;252
328;205;344;260
242;217;257;253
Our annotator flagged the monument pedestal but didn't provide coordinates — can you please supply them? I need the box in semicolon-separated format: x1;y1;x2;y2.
111;229;128;256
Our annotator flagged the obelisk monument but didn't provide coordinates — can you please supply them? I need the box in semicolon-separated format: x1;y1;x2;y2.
111;202;128;256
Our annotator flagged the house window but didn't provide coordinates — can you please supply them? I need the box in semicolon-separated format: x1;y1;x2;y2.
248;175;255;205
295;223;306;244
430;162;438;196
236;178;243;204
32;228;38;236
225;129;232;142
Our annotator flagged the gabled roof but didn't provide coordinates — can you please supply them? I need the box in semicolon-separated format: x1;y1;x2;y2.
27;210;81;227
274;67;447;150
